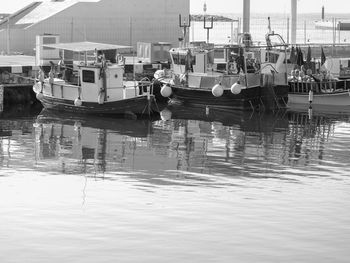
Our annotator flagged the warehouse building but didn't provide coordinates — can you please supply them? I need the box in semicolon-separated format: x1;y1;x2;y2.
0;0;190;55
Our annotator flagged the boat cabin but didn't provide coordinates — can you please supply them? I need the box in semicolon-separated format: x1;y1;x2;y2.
38;41;142;103
77;64;124;102
168;43;259;77
169;47;214;75
260;33;292;75
168;41;263;89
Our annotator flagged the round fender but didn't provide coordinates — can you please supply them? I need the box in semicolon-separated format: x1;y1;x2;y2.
33;83;41;93
98;92;104;104
231;83;242;95
74;98;82;106
36;92;44;100
160;85;172;97
212;84;224;97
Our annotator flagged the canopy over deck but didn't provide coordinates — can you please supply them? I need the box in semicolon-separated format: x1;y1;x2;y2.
42;41;132;52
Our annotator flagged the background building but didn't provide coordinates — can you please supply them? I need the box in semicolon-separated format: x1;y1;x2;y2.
0;0;190;55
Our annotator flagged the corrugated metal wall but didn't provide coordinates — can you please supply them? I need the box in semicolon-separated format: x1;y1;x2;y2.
0;0;189;55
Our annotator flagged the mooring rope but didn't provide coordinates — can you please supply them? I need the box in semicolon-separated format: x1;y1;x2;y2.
2;71;37;82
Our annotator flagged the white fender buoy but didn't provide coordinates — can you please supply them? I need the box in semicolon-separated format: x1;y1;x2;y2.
33;83;41;93
36;92;44;100
212;84;224;97
98;92;104;104
74;98;82;106
154;69;165;80
231;83;242;95
160;84;172;97
160;108;172;121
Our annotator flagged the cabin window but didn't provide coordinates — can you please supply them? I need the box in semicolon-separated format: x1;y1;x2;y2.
172;53;187;65
82;70;95;83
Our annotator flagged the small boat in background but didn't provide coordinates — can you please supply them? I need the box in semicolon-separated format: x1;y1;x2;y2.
314;6;350;31
32;41;159;118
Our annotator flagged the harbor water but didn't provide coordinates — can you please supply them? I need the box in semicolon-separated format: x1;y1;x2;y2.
0;105;350;262
1;11;350;263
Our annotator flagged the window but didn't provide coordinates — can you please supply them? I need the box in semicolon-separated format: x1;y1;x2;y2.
82;70;95;83
172;53;187;65
43;36;57;50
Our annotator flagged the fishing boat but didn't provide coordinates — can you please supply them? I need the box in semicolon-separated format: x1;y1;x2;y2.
154;31;289;111
257;31;350;108
32;41;159;117
287;45;350;108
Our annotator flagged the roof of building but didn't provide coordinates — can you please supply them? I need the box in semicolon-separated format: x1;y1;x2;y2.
0;0;101;30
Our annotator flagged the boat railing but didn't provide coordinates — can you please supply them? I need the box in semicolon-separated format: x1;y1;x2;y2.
288;78;340;93
47;79;151;101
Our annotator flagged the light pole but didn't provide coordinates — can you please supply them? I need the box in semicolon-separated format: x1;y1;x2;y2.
291;0;297;44
243;0;250;33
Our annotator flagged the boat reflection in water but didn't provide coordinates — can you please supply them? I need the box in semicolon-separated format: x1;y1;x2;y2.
34;110;154;176
33;105;349;183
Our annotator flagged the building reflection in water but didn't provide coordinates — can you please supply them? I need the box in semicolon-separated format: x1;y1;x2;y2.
30;106;350;181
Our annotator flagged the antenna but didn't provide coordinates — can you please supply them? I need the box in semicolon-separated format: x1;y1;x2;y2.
179;14;191;47
204;16;214;44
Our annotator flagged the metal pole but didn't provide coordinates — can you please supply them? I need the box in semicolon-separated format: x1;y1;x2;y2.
291;0;297;44
304;20;306;44
191;19;195;42
129;17;132;51
287;17;290;44
243;0;250;33
231;21;234;44
332;17;335;56
6;17;10;54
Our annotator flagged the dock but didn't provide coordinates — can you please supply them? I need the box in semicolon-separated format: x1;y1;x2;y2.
0;55;38;111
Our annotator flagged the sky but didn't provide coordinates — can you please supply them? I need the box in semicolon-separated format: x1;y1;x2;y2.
1;0;350;14
191;0;350;14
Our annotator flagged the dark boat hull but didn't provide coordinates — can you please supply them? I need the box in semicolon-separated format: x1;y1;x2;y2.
38;95;159;117
170;85;289;111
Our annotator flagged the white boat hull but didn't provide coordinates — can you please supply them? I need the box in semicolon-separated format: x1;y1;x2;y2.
288;91;350;106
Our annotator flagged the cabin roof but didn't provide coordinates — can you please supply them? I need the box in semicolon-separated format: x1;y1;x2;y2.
42;41;132;52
